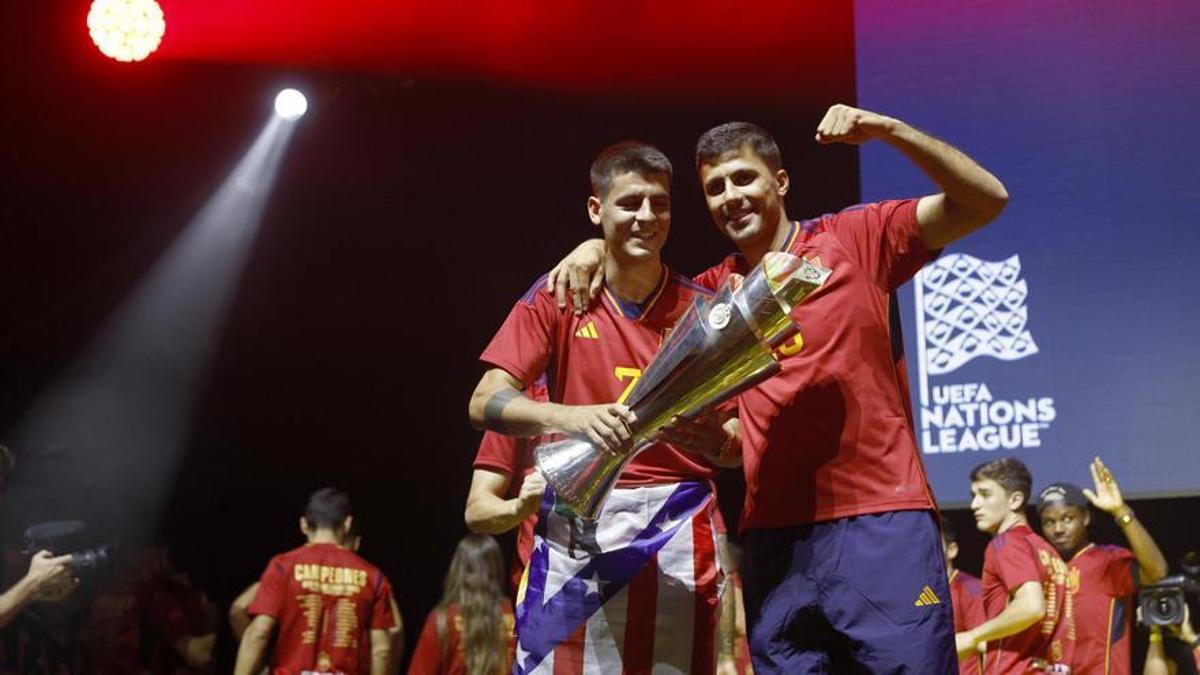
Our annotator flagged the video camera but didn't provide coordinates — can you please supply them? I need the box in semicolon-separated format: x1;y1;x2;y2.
23;520;115;582
1139;550;1200;627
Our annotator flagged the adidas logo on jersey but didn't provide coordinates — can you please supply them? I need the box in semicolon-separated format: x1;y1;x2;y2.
914;585;942;607
575;322;599;339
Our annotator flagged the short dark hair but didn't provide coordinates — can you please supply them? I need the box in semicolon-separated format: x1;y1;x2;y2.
970;457;1033;506
304;487;352;529
590;141;672;198
695;121;782;172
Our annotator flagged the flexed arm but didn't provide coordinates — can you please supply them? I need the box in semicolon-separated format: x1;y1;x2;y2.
815;104;1009;250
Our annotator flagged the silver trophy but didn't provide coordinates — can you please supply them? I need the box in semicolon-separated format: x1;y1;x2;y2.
534;252;832;520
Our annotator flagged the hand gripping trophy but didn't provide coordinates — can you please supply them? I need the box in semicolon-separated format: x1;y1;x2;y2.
535;252;831;520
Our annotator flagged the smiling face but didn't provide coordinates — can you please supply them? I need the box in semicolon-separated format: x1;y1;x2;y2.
698;144;789;253
587;170;671;265
1039;503;1090;557
970;478;1024;535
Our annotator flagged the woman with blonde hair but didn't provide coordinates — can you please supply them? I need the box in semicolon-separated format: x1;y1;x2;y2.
408;534;514;675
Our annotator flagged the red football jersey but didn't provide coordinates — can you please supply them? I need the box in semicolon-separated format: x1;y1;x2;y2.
950;568;987;675
249;543;396;675
981;524;1074;674
479;266;718;486
692;200;937;529
407;602;516;675
1066;543;1136;675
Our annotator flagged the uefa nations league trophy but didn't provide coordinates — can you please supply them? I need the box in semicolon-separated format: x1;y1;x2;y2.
534;252;832;520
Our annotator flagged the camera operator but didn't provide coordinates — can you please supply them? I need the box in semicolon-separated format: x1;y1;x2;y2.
1145;604;1200;675
0;444;77;629
0;550;76;628
1037;457;1169;674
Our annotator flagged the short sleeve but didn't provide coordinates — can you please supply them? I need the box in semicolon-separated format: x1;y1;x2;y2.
248;558;286;619
406;611;444;675
473;431;524;475
826;200;937;291
988;535;1043;593
479;281;561;386
371;575;398;631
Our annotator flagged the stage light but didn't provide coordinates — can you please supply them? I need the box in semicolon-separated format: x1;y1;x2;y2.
274;89;307;120
87;0;166;62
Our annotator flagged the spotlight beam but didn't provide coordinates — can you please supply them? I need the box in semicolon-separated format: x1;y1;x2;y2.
6;114;297;536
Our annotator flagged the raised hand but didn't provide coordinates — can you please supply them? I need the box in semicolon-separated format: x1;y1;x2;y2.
1081;456;1125;515
815;104;899;145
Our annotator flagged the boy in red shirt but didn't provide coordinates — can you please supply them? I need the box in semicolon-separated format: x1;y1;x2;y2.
959;458;1073;673
235;488;396;675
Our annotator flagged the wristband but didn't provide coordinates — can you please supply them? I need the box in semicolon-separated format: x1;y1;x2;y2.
1148;631;1162;644
1115;506;1135;526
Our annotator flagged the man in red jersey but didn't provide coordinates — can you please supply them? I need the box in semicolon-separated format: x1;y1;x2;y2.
469;141;738;674
943;520;987;675
1037;458;1168;675
960;457;1073;673
235;488;396;675
546;104;1008;672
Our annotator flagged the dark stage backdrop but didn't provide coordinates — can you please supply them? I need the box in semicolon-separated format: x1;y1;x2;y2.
1;2;863;666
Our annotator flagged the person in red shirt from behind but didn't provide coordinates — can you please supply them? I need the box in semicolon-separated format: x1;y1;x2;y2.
408;534;515;675
959;458;1073;673
942;519;986;675
1037;458;1168;675
235;488;396;675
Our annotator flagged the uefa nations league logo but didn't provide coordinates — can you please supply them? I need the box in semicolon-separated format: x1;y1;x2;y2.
914;253;1055;453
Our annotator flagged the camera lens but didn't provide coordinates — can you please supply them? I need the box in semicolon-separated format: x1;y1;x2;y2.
1155;596;1177;616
